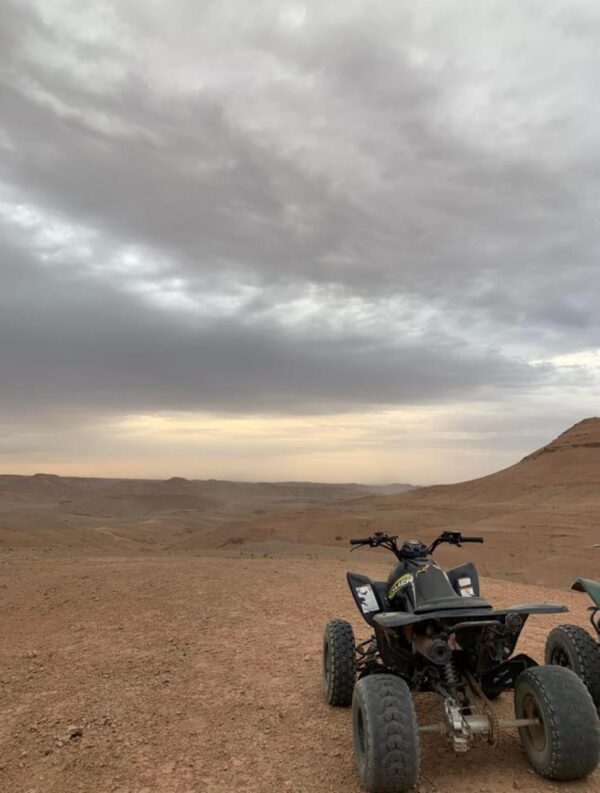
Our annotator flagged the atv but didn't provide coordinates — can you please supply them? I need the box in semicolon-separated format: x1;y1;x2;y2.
545;576;600;706
322;531;600;793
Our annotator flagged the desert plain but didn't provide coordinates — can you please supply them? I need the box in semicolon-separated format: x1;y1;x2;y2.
2;418;600;792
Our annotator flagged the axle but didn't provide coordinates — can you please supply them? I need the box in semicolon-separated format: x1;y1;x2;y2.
419;715;539;735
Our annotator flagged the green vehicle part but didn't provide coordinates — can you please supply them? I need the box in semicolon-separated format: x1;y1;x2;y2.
572;577;600;609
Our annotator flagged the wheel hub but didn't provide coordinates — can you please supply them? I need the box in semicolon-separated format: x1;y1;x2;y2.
522;693;546;752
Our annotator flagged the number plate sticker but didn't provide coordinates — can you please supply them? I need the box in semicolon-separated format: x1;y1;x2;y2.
356;584;380;613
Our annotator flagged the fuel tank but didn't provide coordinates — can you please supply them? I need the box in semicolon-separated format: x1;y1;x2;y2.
387;557;463;613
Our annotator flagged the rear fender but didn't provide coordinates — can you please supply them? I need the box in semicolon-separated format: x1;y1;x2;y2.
571;577;600;608
374;603;567;630
505;603;569;614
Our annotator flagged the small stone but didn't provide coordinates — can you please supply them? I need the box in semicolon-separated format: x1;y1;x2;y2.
67;725;83;739
303;654;310;662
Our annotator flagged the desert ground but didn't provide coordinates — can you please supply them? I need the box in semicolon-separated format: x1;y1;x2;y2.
2;418;600;792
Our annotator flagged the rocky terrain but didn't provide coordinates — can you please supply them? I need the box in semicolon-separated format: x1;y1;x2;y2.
2;419;600;792
1;555;599;793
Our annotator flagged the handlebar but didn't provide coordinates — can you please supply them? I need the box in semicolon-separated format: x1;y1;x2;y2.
349;530;484;559
427;531;484;554
349;532;398;551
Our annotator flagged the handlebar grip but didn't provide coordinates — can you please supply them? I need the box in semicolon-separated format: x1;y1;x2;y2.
462;536;484;543
349;538;370;545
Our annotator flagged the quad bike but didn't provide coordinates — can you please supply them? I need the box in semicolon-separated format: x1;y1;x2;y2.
322;531;600;793
545;576;600;706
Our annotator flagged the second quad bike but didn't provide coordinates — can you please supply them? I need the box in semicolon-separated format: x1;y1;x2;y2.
545;576;600;706
322;531;600;793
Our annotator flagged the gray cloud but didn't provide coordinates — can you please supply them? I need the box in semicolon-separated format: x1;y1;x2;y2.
0;224;546;423
1;0;600;456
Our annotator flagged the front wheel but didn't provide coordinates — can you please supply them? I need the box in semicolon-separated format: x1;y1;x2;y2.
323;619;355;706
352;674;420;793
545;624;600;705
515;666;600;780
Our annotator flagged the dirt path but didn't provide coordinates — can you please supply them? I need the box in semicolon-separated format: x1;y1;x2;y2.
0;555;598;792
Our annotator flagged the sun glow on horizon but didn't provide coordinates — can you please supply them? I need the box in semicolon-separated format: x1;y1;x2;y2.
1;407;532;485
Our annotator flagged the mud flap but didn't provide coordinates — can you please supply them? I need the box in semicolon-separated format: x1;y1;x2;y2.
481;653;537;698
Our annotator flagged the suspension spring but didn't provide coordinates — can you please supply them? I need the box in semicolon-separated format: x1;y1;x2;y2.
442;659;460;686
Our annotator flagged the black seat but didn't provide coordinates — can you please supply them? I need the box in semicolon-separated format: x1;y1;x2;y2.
414;595;491;613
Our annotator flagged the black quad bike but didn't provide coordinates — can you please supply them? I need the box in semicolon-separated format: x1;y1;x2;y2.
545;576;600;706
322;531;600;793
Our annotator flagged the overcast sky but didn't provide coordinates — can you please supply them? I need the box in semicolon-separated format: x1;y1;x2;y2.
1;1;599;483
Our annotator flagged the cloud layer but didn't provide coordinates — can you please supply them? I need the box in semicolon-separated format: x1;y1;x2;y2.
1;1;600;478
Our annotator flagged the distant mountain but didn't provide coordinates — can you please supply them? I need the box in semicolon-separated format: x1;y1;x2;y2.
0;473;416;555
4;422;600;588
314;417;600;587
0;474;416;506
384;416;600;506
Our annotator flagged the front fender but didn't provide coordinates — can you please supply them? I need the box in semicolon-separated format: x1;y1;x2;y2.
572;577;600;607
347;572;387;626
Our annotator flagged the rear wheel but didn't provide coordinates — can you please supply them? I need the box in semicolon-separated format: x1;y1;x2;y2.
515;666;600;780
352;674;420;793
545;624;600;705
323;619;355;706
